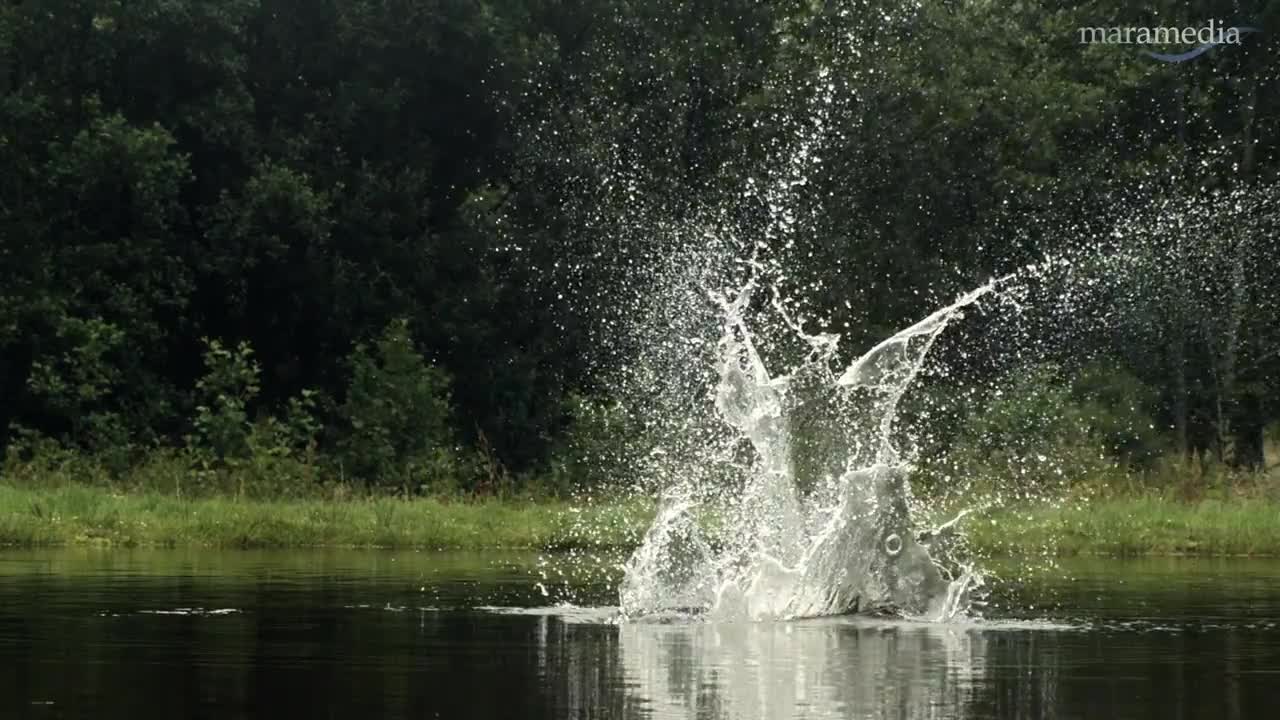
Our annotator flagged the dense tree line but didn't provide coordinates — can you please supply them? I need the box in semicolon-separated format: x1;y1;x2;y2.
2;0;1279;491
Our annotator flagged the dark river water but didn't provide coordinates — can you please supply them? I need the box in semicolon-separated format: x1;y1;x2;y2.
2;549;1279;719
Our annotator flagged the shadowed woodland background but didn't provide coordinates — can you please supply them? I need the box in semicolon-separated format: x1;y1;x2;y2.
2;0;1280;495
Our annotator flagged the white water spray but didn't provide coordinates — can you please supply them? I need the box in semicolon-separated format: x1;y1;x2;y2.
619;271;1011;621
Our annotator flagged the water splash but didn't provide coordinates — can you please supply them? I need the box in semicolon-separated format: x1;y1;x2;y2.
619;271;1011;621
503;5;1028;620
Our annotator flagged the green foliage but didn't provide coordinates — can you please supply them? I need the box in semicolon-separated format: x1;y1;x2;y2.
183;339;328;498
339;319;457;492
3;111;192;454
1068;362;1165;468
942;362;1163;491
191;339;260;462
2;0;1280;494
546;393;644;492
1;427;107;488
204;161;333;320
280;389;323;458
25;316;124;435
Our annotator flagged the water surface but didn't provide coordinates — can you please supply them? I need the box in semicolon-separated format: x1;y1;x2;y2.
2;549;1279;719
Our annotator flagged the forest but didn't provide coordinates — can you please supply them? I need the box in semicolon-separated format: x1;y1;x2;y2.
2;0;1279;498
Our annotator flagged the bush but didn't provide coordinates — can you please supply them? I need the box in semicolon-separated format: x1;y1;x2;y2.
931;362;1162;494
338;319;458;493
1068;361;1164;468
1;426;110;488
185;339;323;498
546;393;643;492
23;316;139;465
190;338;260;462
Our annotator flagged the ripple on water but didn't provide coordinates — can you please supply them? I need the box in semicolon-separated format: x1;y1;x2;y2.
96;607;241;617
476;604;1086;631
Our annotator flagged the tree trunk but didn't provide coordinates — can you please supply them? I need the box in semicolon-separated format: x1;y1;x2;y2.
1171;336;1188;462
1222;74;1261;469
1214;247;1246;465
1232;392;1265;471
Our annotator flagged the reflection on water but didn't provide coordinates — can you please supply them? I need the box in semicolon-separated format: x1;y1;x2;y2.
3;550;1280;719
532;613;1064;720
621;619;1001;719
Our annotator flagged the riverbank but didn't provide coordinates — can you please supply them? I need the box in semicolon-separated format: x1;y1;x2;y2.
4;483;1280;556
0;484;649;551
965;494;1280;557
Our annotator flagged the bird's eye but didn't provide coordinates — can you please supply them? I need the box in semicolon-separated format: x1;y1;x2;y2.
884;533;902;556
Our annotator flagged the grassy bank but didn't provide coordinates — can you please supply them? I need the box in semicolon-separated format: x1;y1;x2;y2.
966;495;1280;557
5;483;1280;557
0;484;650;550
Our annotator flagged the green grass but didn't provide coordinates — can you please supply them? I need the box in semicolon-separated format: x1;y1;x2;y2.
0;483;651;550
967;495;1280;557
5;482;1280;557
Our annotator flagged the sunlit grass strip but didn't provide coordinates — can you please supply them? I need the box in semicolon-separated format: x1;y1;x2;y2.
967;496;1280;557
5;484;1280;556
0;484;652;550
